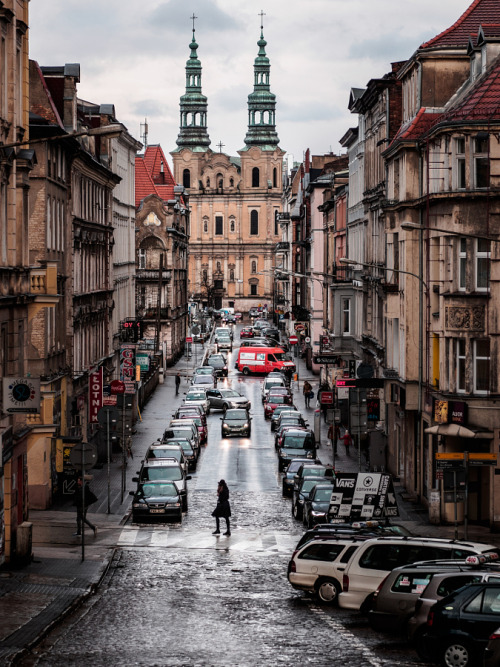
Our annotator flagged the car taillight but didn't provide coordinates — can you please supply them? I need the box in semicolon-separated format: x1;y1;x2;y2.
290;560;296;573
372;575;389;603
489;630;500;640
427;611;434;627
343;574;349;591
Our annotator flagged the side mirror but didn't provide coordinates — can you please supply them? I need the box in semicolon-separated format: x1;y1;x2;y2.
132;477;139;483
129;491;135;496
220;417;223;420
186;475;192;481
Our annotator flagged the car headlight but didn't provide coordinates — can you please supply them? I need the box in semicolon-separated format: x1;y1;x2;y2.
311;511;325;516
133;503;143;508
298;499;304;504
170;502;181;507
306;452;314;458
243;423;249;429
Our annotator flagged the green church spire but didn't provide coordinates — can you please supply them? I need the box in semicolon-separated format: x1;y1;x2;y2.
243;14;279;150
174;16;211;152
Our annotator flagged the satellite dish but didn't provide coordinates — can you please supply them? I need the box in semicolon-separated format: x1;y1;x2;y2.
356;362;374;379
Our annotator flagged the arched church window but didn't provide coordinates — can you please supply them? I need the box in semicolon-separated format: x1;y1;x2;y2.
252;167;259;188
250;210;259;236
251;260;257;274
183;169;191;189
273;168;277;188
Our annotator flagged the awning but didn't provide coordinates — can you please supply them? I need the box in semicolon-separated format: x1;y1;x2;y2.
425;423;493;440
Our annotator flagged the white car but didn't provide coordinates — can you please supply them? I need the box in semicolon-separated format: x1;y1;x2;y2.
261;376;286;402
183;388;210;415
191;374;216;391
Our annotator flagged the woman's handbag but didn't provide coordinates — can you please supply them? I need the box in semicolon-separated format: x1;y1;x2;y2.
308;390;314;399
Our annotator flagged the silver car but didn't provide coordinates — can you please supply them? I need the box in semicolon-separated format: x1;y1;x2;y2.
206;388;251;411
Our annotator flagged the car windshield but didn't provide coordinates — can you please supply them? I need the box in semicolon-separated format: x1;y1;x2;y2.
186;391;206;400
225;410;248;420
220;390;241;398
141;467;182;481
165;438;190;448
140;483;178;498
269;395;287;404
302;479;322;493
193;376;212;384
195;368;213;375
207;359;224;368
283;435;313;449
147;448;181;461
265;380;284;388
170;428;193;440
314;488;334;501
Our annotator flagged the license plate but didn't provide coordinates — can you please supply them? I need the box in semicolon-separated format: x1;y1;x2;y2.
150;509;165;514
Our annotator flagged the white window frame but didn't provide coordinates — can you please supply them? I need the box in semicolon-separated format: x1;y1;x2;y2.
342;298;351;335
475;239;490;292
473;136;489;189
138;248;146;269
454;137;466;190
473;339;490;394
458;238;467;291
456;339;466;393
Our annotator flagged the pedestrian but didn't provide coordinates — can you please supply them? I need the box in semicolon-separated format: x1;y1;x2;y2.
175;372;181;395
73;477;98;537
343;430;353;456
211;479;231;536
303;380;313;408
328;423;338;456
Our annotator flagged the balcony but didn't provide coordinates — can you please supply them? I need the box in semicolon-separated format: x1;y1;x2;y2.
275;241;290;253
136;268;172;282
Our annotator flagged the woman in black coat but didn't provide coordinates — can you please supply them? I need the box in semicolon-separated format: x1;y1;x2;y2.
212;479;231;536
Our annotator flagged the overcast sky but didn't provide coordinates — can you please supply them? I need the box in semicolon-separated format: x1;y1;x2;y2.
30;0;470;168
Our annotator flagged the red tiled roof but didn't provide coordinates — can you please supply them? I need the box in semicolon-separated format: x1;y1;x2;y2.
421;0;500;49
443;56;500;122
391;107;442;145
135;145;177;209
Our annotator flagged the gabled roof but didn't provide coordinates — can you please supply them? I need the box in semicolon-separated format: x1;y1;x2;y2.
443;55;500;122
421;0;500;49
392;107;442;144
135;145;177;209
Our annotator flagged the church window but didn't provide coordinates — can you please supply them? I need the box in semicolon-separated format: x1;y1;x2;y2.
206;177;210;188
230;177;234;187
203;218;208;233
251;260;257;274
230;218;235;232
252;167;260;188
273;168;277;188
250;284;258;296
217;173;223;189
215;216;223;235
274;210;279;236
250;210;259;236
183;169;191;189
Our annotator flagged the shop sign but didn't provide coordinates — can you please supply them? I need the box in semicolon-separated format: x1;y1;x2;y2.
88;368;103;424
2;377;40;414
120;344;136;382
433;399;467;425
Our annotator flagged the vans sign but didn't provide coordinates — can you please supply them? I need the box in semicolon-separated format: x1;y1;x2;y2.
328;473;399;520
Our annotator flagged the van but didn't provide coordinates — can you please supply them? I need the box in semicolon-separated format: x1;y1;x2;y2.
236;347;295;375
338;535;500;612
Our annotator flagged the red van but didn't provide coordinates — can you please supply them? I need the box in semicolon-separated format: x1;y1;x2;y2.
236;347;295;375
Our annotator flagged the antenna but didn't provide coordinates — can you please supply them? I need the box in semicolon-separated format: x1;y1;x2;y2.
140;118;148;149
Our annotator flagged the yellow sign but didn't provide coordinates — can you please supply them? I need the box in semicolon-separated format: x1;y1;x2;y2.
469;453;497;461
436;453;464;460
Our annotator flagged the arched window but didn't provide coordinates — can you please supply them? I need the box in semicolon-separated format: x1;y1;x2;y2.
229;269;235;282
206;177;210;188
251;260;257;274
274;210;279;236
203;218;208;233
273;168;277;188
202;269;208;282
250;210;259;236
216;261;221;272
230;177;234;187
252;167;260;188
183;169;191;188
230;219;235;232
217;173;223;189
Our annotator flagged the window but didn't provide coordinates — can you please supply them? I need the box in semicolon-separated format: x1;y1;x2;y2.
342;299;351;334
229;269;235;282
206;177;210;188
203;219;208;233
252;167;259;188
274;210;279;236
138;248;146;269
456;339;466;392
230;177;234;187
202;269;208;282
474;339;490;393
476;239;490;291
298;543;345;561
273;167;277;188
183;169;191;188
474;136;489;189
217;173;223;190
230;218;235;232
250;210;259;236
250;284;257;296
455;138;466;189
251;260;257;274
215;216;223;236
458;238;467;291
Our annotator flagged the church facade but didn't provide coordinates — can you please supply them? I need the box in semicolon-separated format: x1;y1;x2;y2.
170;25;285;313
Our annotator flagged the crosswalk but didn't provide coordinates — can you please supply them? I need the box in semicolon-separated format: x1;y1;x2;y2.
116;525;298;554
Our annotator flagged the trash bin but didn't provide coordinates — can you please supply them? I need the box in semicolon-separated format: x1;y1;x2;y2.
158;368;164;384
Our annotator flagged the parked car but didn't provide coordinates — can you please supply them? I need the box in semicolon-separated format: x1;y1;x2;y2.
221;408;252;438
293;463;333;494
173;411;208;444
248;307;260;318
164;437;198;471
292;476;333;521
206;388;251;411
485;625;500;667
278;428;317;471
183;387;210;414
130;481;183;523
416;582;500;667
191;374;216;391
240;339;274;348
294;521;413;551
261;327;280;340
144;443;189;475
193;366;217;380
338;536;500;612
288;535;373;604
302;483;337;528
369;557;500;636
282;457;320;497
264;393;293;419
167;419;201;450
162;426;200;458
270;407;302;431
133;460;191;511
205;354;228;377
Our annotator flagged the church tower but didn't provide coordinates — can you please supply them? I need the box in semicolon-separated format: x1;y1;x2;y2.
171;19;284;314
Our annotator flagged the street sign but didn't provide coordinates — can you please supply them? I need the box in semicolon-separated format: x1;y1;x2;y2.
289;335;298;345
320;391;334;405
328;473;397;520
97;406;120;427
186;337;193;343
68;442;97;470
314;355;337;364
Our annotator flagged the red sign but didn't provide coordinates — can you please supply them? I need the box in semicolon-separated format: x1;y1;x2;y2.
120;344;136;381
320;391;334;405
110;380;125;394
89;368;103;423
289;335;298;345
186;337;193;343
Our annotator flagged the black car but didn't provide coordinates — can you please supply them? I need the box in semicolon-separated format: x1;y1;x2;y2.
130;481;183;523
302;483;336;528
165;437;198;470
261;327;280;341
417;582;500;666
205;354;228;377
221;408;251;438
277;428;317;472
292;476;332;521
133;461;191;511
282;457;321;497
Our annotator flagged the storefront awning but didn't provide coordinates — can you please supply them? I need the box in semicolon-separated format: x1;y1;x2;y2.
425;423;493;439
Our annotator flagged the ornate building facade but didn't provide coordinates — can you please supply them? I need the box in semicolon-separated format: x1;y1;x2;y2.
170;25;284;313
